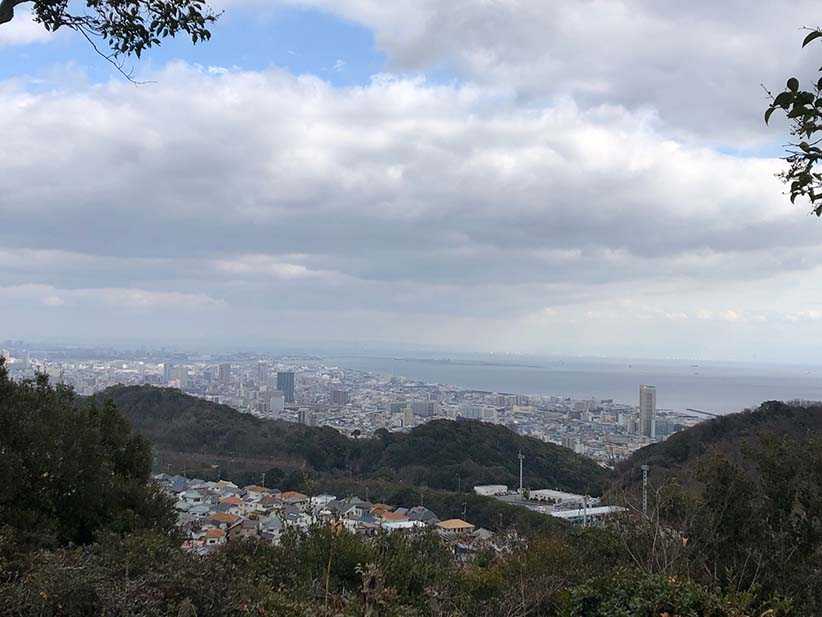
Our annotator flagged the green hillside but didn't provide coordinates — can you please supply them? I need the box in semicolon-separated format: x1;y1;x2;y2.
614;400;822;489
93;385;608;495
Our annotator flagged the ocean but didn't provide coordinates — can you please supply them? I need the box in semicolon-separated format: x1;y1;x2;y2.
325;354;822;414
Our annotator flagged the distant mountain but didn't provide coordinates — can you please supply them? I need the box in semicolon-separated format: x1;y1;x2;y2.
93;385;608;496
614;400;822;489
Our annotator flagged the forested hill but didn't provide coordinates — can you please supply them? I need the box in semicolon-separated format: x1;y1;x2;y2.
614;400;822;489
93;385;608;495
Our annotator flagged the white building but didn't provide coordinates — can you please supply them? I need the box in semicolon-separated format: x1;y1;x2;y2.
474;484;508;497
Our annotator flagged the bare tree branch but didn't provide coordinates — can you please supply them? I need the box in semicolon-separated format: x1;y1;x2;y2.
0;0;30;25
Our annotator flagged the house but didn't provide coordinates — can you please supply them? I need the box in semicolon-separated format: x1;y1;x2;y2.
344;511;381;536
407;506;439;526
472;528;495;542
278;490;309;505
204;528;226;547
155;474;190;494
327;497;373;520
282;509;314;530
219;495;244;515
370;503;394;517
207;512;241;529
380;510;409;523
311;494;337;508
242;493;278;515
243;485;271;501
436;519;476;536
188;504;211;520
181;490;205;506
228;518;259;541
382;520;426;533
259;515;285;544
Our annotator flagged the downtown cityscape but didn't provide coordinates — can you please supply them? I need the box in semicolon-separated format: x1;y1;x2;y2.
0;340;700;465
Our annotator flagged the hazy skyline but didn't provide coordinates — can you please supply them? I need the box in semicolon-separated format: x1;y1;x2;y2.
3;2;822;362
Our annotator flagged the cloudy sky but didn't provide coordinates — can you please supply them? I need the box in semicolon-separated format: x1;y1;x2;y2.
2;1;822;361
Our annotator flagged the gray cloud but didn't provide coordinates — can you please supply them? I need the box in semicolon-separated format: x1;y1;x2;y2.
2;60;822;357
281;0;822;145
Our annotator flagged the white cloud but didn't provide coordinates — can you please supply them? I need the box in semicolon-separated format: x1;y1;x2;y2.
275;0;821;144
0;284;224;310
0;8;54;46
212;255;340;280
1;62;821;358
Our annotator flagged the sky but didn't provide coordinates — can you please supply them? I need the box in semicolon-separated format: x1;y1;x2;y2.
2;1;822;362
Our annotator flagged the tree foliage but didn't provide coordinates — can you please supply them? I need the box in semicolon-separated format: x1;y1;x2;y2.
613;403;822;614
0;359;175;548
0;523;770;617
766;28;822;214
0;0;217;62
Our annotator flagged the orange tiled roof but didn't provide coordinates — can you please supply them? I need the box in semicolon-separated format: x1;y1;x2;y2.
381;511;409;522
436;519;475;530
210;512;240;524
278;491;308;501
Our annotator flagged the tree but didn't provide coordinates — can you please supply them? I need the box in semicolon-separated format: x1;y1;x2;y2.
766;28;822;214
0;0;217;66
0;359;176;548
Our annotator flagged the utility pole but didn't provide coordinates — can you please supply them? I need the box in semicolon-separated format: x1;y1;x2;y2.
641;464;649;518
518;450;525;495
582;495;588;527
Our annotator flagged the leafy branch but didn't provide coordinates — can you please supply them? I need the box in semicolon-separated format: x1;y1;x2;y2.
766;27;822;215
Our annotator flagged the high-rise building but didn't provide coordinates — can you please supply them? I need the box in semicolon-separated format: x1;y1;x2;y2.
460;404;482;420
277;371;295;403
256;392;270;414
330;389;350;405
411;400;437;417
403;405;414;429
270;390;285;415
163;362;174;384
256;362;270;388
481;406;498;424
174;366;189;390
298;407;313;426
639;384;656;438
218;363;231;386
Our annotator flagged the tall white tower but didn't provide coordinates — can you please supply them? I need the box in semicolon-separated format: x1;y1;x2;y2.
639;384;656;439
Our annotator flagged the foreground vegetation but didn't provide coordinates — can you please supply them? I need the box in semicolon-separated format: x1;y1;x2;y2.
2;362;820;615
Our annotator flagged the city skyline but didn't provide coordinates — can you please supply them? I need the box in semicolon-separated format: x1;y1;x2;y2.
0;344;692;464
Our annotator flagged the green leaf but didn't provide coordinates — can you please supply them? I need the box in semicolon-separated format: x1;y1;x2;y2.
788;77;800;92
774;91;793;108
803;30;822;47
765;107;776;124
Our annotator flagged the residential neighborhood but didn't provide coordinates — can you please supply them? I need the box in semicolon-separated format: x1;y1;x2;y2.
155;474;503;559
